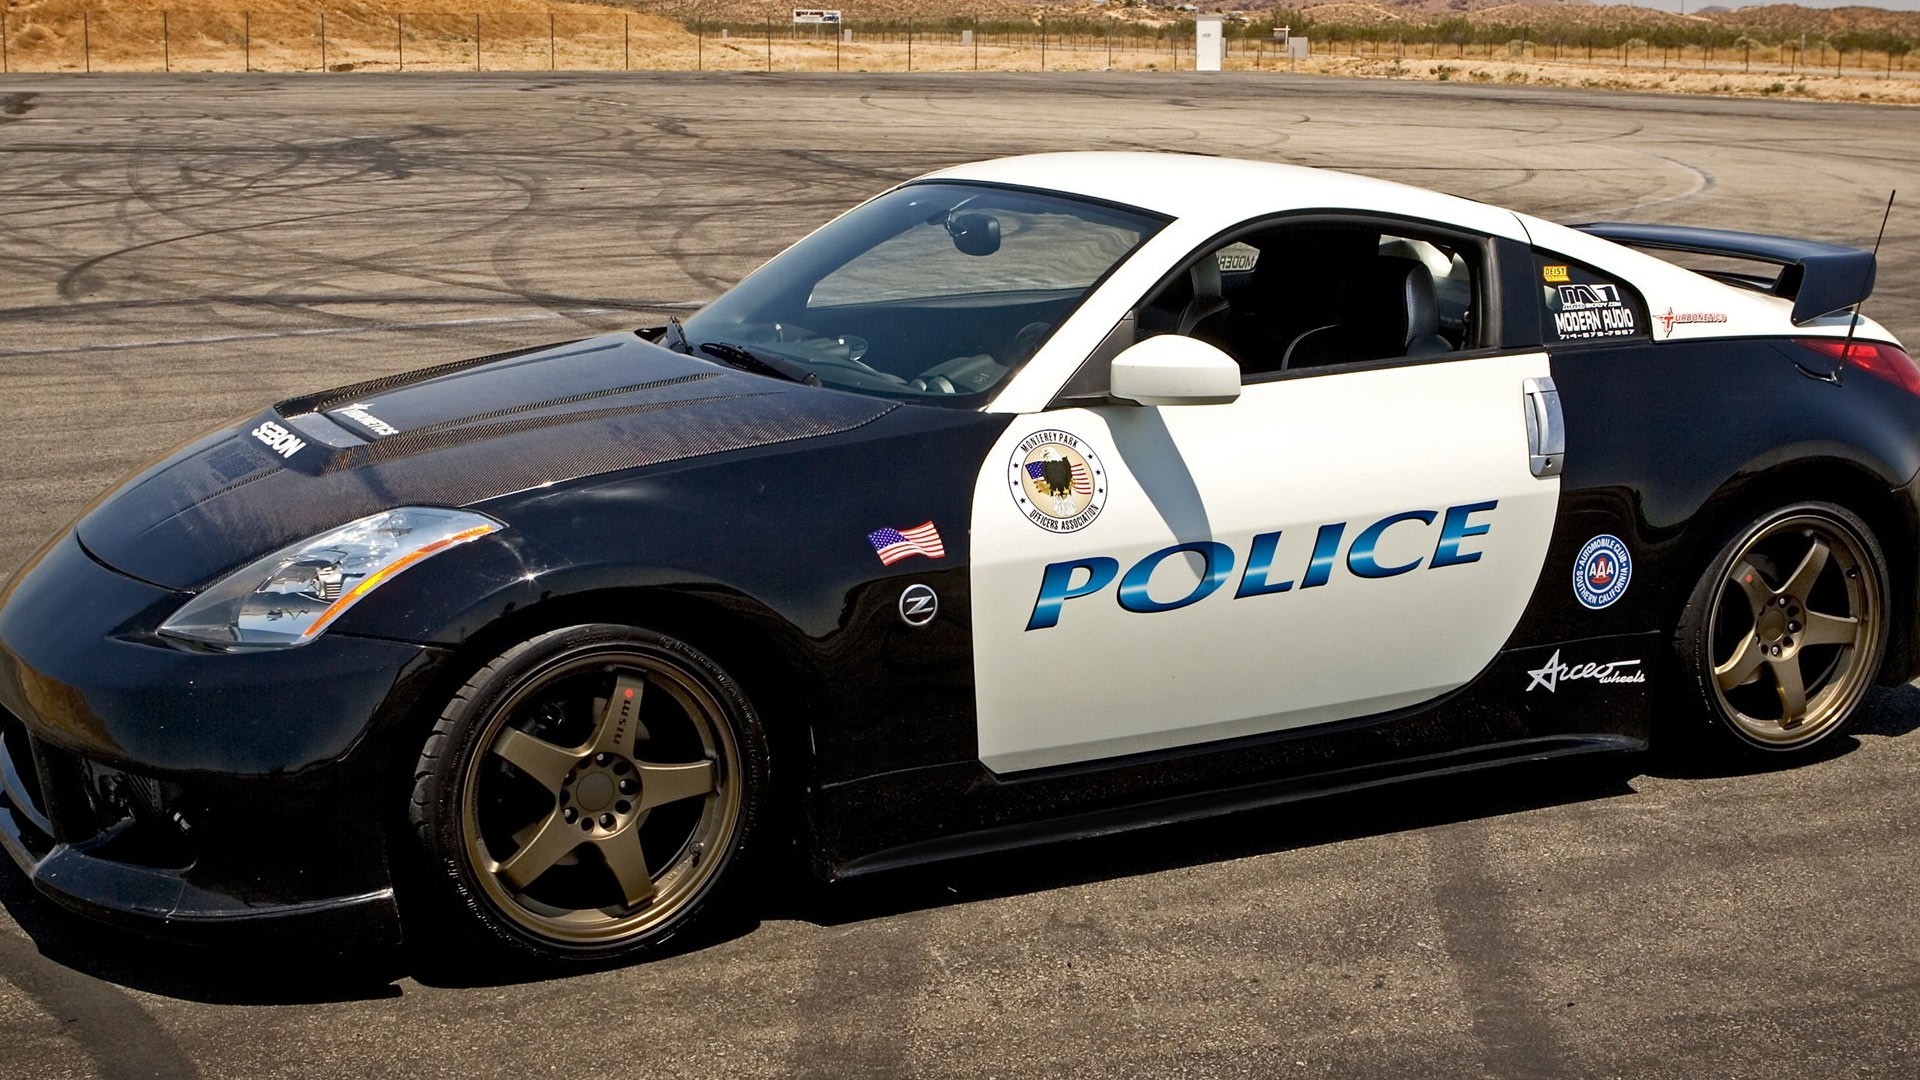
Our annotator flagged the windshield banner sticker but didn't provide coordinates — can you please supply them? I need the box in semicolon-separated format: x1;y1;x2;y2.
1009;430;1108;534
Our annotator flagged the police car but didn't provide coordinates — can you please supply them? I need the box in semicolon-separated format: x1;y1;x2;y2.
1;152;1913;966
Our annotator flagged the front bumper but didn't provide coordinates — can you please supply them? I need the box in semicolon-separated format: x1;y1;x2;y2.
0;532;449;944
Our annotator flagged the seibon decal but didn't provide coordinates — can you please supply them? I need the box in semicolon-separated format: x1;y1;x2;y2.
251;421;307;460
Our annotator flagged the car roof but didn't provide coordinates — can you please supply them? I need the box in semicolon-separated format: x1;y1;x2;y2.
924;152;1528;241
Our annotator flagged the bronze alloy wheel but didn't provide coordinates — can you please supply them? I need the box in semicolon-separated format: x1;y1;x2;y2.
412;624;764;962
1699;507;1887;751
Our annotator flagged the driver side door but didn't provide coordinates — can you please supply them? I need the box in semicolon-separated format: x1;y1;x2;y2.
967;226;1561;775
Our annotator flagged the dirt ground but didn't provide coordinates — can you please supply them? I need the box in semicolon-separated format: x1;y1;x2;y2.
1;1;1916;103
1292;50;1920;105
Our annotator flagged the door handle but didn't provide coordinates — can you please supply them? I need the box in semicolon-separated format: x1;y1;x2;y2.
1522;376;1564;478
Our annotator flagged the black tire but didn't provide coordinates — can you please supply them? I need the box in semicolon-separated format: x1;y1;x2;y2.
407;624;768;967
1673;501;1889;757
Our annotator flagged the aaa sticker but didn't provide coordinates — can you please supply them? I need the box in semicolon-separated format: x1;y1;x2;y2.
1008;430;1107;533
1573;534;1632;610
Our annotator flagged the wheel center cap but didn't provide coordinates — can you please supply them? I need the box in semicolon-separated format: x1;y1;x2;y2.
576;772;616;812
1758;608;1789;642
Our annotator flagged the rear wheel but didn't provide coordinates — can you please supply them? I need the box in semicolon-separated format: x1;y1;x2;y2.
409;624;767;965
1675;503;1888;755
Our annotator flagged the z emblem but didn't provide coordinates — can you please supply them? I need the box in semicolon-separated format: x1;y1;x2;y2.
898;584;938;627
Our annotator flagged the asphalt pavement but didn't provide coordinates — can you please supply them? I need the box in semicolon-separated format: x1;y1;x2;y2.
0;72;1916;1079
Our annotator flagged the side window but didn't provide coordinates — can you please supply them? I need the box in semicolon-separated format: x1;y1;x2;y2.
1537;255;1649;344
1134;223;1483;380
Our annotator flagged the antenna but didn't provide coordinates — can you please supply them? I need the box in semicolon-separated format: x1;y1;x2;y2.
1841;190;1896;361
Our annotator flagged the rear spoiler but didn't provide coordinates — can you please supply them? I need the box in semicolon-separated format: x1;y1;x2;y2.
1574;222;1875;325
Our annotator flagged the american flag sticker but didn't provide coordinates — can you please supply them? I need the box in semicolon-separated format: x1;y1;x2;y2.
868;521;947;566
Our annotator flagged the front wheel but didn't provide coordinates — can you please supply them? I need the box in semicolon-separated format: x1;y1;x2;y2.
1675;502;1889;755
408;624;768;966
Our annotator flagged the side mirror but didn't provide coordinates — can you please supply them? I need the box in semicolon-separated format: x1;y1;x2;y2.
947;212;1001;257
1109;335;1242;406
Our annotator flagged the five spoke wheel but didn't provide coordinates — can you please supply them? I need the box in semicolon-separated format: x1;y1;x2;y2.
412;625;764;963
1696;507;1886;751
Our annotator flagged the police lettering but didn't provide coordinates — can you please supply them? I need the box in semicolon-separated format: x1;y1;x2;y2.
251;420;307;459
1025;500;1497;631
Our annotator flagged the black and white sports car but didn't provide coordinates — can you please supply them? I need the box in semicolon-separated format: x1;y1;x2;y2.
1;152;1913;965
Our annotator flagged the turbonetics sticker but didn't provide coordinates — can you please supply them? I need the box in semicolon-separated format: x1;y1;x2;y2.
1573;534;1632;609
1008;430;1107;533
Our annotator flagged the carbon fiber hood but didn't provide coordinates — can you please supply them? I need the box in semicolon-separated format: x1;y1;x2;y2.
76;333;896;590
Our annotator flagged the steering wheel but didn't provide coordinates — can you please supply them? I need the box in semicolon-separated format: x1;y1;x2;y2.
802;334;910;385
1013;321;1053;361
737;325;907;385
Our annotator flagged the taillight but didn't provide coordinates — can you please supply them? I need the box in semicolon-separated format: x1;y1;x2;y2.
1796;338;1920;397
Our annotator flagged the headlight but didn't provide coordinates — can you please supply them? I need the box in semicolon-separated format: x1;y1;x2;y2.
159;507;502;649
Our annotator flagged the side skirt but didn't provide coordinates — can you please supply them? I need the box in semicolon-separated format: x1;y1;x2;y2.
827;733;1643;881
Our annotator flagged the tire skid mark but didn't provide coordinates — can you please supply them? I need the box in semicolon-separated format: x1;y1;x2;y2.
0;930;200;1080
81;139;543;314
1426;820;1582;1080
56;195;528;301
781;920;927;1079
1608;153;1718;219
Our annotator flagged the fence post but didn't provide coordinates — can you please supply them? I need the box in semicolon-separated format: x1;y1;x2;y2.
319;13;326;71
974;16;979;70
1040;16;1045;70
1107;23;1112;69
397;15;403;72
475;14;481;71
906;17;912;72
2;8;8;74
163;11;170;72
696;20;702;71
83;11;90;73
765;14;771;72
549;13;555;71
245;11;252;72
623;14;628;72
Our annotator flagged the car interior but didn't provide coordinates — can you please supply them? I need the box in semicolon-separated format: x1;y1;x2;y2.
1137;224;1480;380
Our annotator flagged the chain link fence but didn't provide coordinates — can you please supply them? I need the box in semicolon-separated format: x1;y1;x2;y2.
0;11;1343;74
0;10;1911;77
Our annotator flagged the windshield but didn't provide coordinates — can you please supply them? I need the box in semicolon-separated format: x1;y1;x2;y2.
676;182;1166;406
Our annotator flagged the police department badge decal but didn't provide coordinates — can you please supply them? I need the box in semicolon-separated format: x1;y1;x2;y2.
1008;430;1107;533
1573;534;1632;610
